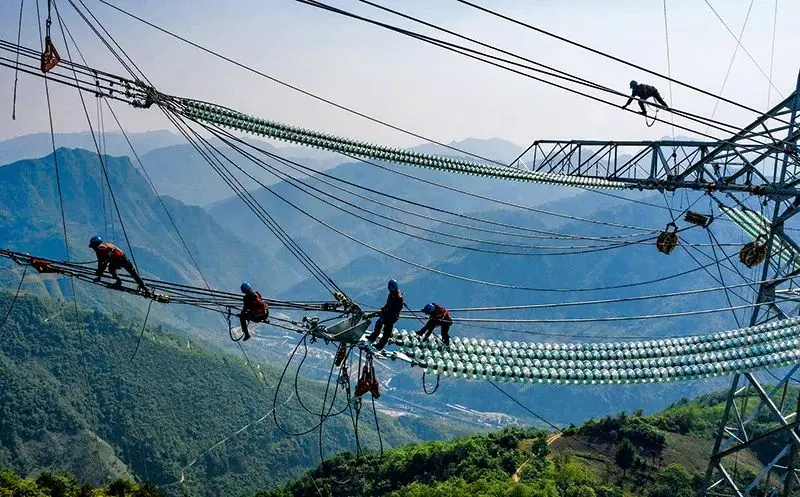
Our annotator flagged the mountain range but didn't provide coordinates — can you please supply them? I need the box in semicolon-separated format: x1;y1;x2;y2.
0;134;770;482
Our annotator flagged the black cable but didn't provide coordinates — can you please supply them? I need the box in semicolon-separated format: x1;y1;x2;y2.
355;0;760;140
128;299;153;364
54;3;140;269
171;115;344;296
706;228;742;328
0;266;27;337
157;107;340;296
156;127;734;293
206;123;660;240
94;0;517;167
194;121;716;292
273;334;329;437
271;333;349;438
11;0;24;120
294;337;349;419
702;0;780;98
370;394;384;459
453;0;787;120
37;0;103;463
65;0;143;82
422;371;440;395
91;0;739;222
204;126;661;257
487;380;613;462
30;7;303;398
296;0;780;144
212;127;660;243
103;101;226;307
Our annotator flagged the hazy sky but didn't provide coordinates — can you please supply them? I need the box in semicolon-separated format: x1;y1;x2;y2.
1;0;799;149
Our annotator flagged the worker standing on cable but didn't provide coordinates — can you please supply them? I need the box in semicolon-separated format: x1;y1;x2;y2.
367;279;403;351
622;80;669;115
417;303;453;347
89;235;149;294
239;281;269;341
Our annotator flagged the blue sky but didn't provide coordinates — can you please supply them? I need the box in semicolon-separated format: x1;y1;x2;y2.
1;0;798;148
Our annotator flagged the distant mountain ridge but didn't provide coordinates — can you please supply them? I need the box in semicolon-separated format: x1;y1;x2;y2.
0;148;305;308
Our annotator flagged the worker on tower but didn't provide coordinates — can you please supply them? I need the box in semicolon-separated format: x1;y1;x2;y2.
622;80;669;115
239;281;269;341
417;303;453;347
89;235;149;294
367;279;403;351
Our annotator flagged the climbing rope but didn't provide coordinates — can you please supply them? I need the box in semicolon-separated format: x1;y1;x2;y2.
0;266;27;337
11;0;24;119
422;371;441;395
128;299;153;364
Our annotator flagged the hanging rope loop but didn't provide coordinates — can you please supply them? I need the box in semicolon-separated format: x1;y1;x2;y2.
645;107;659;128
422;371;441;395
226;307;243;342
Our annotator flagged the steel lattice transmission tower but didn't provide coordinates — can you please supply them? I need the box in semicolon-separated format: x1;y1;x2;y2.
700;72;800;497
518;73;800;496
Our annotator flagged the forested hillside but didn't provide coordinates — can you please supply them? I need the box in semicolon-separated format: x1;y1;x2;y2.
0;290;466;497
257;389;800;497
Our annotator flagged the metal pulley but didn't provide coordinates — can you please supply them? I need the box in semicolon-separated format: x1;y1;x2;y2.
656;222;679;255
740;235;767;268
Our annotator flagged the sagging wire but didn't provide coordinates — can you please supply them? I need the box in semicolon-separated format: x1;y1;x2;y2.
37;0;105;464
0;266;27;337
272;333;349;438
11;0;24;120
422;371;440;395
188;121;728;294
193;123;647;257
128;299;153;364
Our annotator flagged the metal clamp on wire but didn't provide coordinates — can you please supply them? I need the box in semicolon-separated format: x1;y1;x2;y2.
684;211;714;228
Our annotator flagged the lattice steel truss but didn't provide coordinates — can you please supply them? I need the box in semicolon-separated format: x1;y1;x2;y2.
699;72;800;497
517;88;800;197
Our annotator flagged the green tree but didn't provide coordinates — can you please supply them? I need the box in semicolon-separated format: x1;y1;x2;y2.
567;485;595;497
595;486;623;497
35;473;80;497
615;438;636;477
553;454;595;497
645;465;700;497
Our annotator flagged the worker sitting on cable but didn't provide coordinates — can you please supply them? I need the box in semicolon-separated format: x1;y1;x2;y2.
367;279;403;351
89;235;148;294
239;281;268;341
417;303;452;347
622;80;669;115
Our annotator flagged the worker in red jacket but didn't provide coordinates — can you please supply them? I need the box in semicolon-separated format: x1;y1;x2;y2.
89;235;148;294
239;281;269;341
367;279;403;351
417;303;452;347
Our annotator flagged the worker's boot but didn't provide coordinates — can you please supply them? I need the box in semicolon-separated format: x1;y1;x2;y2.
112;279;123;289
242;329;251;341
